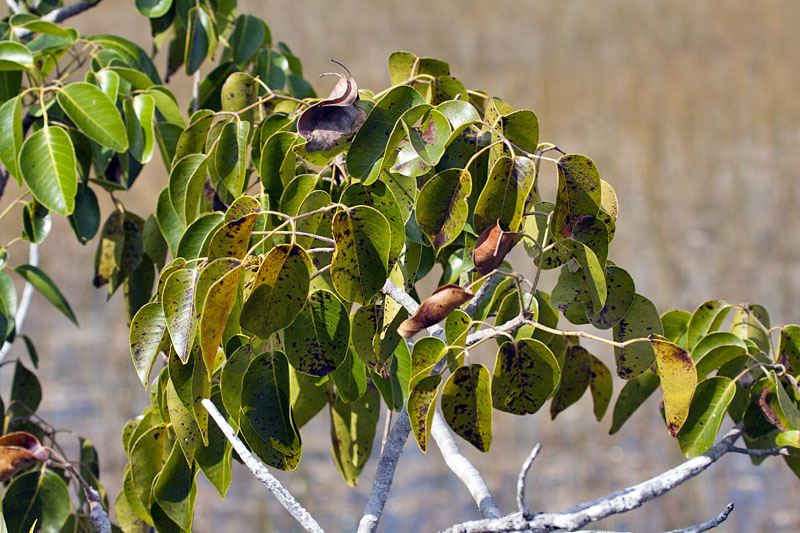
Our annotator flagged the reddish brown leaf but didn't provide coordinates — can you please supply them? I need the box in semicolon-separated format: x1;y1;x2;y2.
0;432;49;481
297;61;367;152
398;284;474;338
473;219;519;275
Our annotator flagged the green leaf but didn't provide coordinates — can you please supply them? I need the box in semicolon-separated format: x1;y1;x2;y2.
331;348;367;402
230;14;265;64
550;344;592;419
492;338;560;415
0;41;33;70
254;49;287;91
661;309;692;349
214;120;250;196
561;240;607;314
21;202;51;244
241;244;311;339
152;442;197;530
408;375;442;452
198;259;243;376
609;369;660;434
68;183;100;245
388;51;416;85
57;82;128;152
168;154;206;227
409;336;446;390
441;363;492;452
176;212;223;260
173;112;213;164
162;267;199;363
370;336;411;411
588;265;635;330
0;96;23;182
259;131;300;200
692;332;747;380
132;93;156;163
415;169;471;254
687;300;731;351
550;154;602;239
677;376;736;457
351;303;401;379
589;355;613;421
130;302;167;388
284;290;349;377
651;338;697;436
329;390;380;486
196;388;233;498
206;199;262;261
776;430;800;448
473;156;535;234
185;6;214;75
240;351;302;470
166;374;201;464
2;470;70;533
136;0;173;18
331;206;390;304
340;180;405;265
778;325;800;376
613;294;662;379
9;361;40;418
346;85;425;178
129;425;167;512
402;108;451;166
220;343;258;431
730;304;771;354
18;126;77;216
14;265;77;325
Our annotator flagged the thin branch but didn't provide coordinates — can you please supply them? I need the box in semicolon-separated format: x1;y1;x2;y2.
666;503;735;533
201;399;325;533
431;412;501;519
440;425;745;533
0;244;38;362
463;273;503;316
15;1;105;39
728;446;790;457
516;443;541;518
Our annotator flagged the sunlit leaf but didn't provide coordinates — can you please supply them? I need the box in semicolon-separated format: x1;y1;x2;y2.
284;290;349;377
408;375;441;452
19;126;77;216
651;338;697;436
441;363;492;452
493;338;560;415
613;294;662;379
677;376;736;457
57;82;128;152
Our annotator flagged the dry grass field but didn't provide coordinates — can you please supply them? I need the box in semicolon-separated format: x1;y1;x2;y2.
2;0;799;530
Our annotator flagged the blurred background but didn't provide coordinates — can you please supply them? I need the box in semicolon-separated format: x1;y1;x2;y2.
2;0;799;531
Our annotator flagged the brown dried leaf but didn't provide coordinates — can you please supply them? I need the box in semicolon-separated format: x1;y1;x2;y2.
0;432;49;482
398;284;474;338
473;219;519;275
297;61;367;152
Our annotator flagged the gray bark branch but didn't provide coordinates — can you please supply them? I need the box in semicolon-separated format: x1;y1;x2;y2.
15;1;105;39
201;399;325;533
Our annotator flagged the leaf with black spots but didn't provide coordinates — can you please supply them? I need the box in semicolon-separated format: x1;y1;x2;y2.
492;338;560;415
408;375;442;452
441;364;492;452
284;290;349;377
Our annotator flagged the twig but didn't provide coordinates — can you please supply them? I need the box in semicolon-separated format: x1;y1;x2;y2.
0;244;38;362
666;503;735;533
728;446;790;457
440;425;745;533
516;443;541;518
201;399;325;533
15;1;105;39
431;412;501;519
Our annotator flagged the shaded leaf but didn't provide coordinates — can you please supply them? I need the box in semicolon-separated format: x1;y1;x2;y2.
589;355;613;421
492;338;560;415
2;470;69;533
609;369;660;434
329;389;380;486
284;289;349;377
408;375;442;452
473;156;535;234
550;344;592;419
473;219;518;275
152;442;197;530
415;169;471;254
613;294;662;379
14;265;77;325
441;364;492;452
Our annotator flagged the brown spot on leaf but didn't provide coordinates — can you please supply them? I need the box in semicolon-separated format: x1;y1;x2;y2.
473;219;519;275
398;284;474;338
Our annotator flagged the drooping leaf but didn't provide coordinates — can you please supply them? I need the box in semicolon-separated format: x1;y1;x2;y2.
14;265;77;325
550;344;592;419
20;202;51;244
613;294;662;379
18;126;77;216
162;267;199;363
692;332;747;380
198;259;243;376
651;338;697;436
207;196;262;261
609;369;660;434
441;364;492;452
340;180;405;265
0;41;33;70
415;169;471;254
409;336;446;390
330;206;390;305
136;0;173;18
195;388;232;499
185;6;215;75
492;338;561;415
473;156;535;235
331;348;367;402
329;389;380;486
661;309;692;349
588;265;635;330
152;442;197;530
168;153;206;227
284;290;349;377
241;244;311;339
68;183;100;245
677;376;736;457
473;219;519;275
57;82;128;152
398;284;473;338
220;342;258;431
240;352;302;470
408;375;442;453
589;355;613;421
9;361;40;421
130;302;167;388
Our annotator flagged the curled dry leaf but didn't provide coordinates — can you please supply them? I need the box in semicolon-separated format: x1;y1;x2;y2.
473;219;519;275
0;432;49;481
297;60;367;152
398;284;474;338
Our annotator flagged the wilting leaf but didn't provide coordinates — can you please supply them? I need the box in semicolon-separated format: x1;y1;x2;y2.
330;206;390;305
473;219;519;275
130;302;167;388
613;294;662;379
240;352;302;470
609;369;660;434
651;338;697;436
297;62;367;152
492;338;560;415
398;284;473;338
284;289;349;377
677;376;736;457
241;244;311;339
329;389;380;486
441;364;492;452
408;375;442;452
0;433;49;482
415;169;471;254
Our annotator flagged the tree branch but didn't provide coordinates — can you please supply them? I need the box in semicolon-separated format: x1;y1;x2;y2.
201;399;325;533
15;1;105;39
667;503;734;533
516;443;541;518
440;425;745;533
